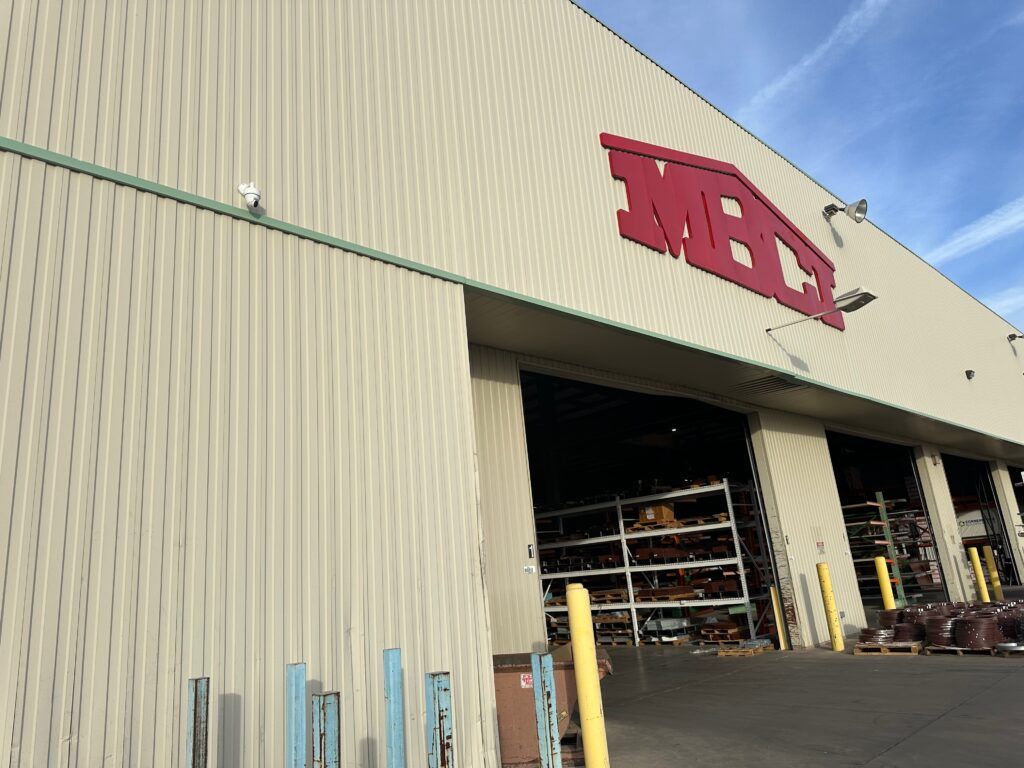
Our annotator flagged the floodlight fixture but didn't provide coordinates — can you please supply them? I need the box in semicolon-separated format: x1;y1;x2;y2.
823;198;868;223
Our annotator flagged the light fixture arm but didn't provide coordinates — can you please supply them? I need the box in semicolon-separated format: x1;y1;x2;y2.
766;308;840;333
822;203;842;220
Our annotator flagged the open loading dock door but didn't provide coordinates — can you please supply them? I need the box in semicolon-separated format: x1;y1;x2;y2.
827;432;947;612
1012;466;1024;524
943;454;1020;585
520;370;780;648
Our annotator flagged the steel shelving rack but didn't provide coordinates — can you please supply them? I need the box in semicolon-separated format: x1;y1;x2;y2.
843;491;944;607
538;480;755;645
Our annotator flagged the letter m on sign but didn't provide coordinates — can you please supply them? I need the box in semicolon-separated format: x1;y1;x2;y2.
601;133;844;330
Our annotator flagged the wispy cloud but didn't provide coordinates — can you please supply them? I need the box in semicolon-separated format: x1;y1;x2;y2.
736;0;892;124
927;195;1024;266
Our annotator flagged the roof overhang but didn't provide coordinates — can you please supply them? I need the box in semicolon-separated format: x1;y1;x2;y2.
465;287;1024;464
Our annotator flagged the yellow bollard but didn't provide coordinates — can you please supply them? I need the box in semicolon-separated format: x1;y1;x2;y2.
769;585;789;651
816;562;845;652
967;547;991;603
982;545;1004;602
566;583;610;768
873;556;897;611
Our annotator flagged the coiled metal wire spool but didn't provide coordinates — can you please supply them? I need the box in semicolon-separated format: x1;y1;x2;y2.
877;609;903;628
955;616;1001;650
995;608;1021;641
859;628;895;644
924;616;957;647
903;607;937;629
892;622;925;642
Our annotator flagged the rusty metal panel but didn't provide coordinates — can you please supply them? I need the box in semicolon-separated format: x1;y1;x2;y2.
186;677;210;768
0;154;498;767
748;409;865;647
0;0;1019;449
469;346;546;654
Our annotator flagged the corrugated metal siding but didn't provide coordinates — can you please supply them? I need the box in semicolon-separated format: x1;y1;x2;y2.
0;0;1020;448
0;153;498;767
749;410;865;647
991;461;1024;579
469;346;546;654
913;447;971;602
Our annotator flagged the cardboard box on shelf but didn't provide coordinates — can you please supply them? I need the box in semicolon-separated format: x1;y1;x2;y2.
639;504;674;524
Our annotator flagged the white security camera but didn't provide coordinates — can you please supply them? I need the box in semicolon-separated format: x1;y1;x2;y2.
237;182;262;211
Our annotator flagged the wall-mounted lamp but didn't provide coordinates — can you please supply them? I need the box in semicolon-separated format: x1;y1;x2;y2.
823;198;868;223
766;287;877;333
1009;333;1022;343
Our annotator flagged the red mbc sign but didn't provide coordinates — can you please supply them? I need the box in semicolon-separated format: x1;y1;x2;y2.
601;133;844;330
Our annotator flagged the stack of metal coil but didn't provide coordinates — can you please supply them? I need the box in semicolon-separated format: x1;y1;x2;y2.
892;622;926;642
924;616;957;647
859;628;895;644
877;609;903;628
903;607;938;628
995;608;1021;641
955;615;1001;650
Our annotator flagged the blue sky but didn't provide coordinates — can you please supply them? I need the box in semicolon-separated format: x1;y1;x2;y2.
577;0;1024;329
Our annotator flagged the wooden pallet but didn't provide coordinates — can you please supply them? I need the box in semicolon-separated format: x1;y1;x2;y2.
718;645;772;657
590;589;628;604
679;512;729;525
700;630;743;642
634;591;697;603
697;638;744;646
854;641;921;656
548;590;627;607
628;513;729;533
640;637;691;646
923;645;994;656
995;649;1024;658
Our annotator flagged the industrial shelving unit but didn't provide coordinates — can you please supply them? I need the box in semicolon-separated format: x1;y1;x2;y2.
538;481;756;645
843;491;944;607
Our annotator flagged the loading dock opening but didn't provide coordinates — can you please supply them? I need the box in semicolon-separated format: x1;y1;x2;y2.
942;454;1020;585
1011;466;1024;523
826;432;947;611
519;370;779;647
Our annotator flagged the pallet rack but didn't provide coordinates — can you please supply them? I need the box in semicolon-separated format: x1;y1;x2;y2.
843;491;944;607
538;481;756;646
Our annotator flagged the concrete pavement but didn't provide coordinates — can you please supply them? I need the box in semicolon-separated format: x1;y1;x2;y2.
601;646;1024;767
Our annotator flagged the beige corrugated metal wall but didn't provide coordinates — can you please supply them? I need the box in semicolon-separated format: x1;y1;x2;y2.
749;410;865;647
469;346;546;654
0;0;1019;447
913;447;972;602
0;154;498;766
991;461;1024;578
